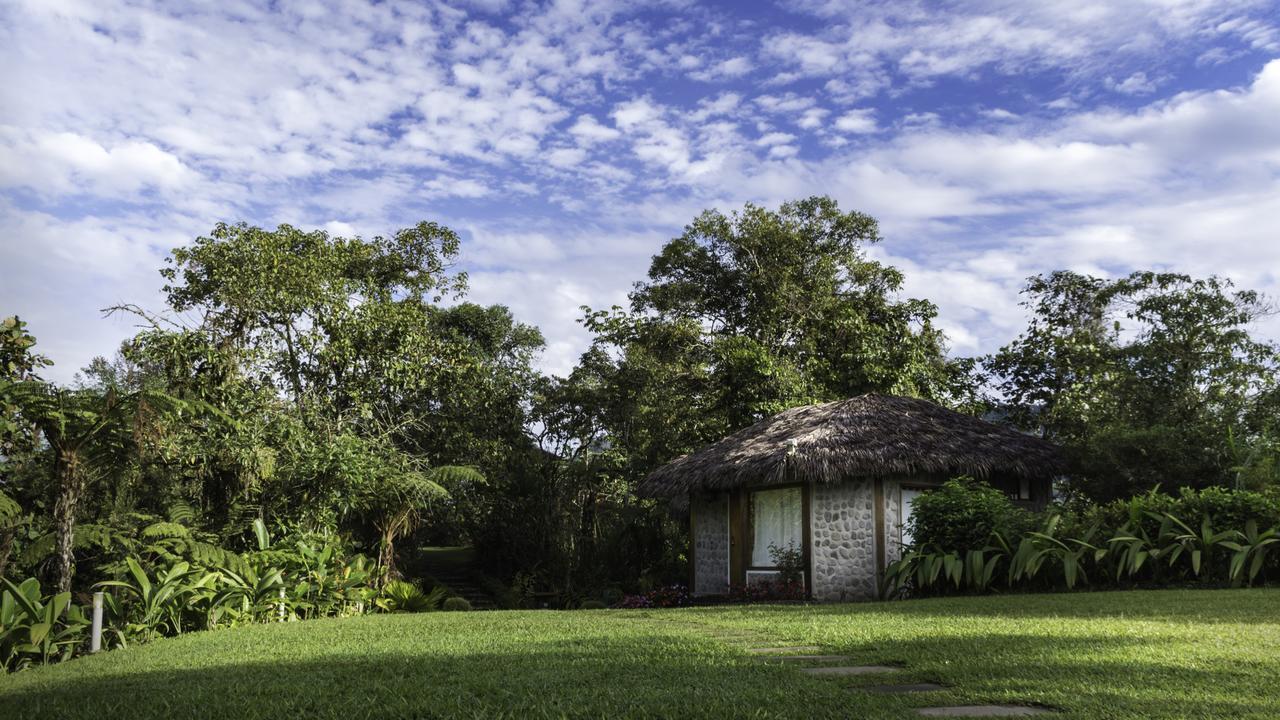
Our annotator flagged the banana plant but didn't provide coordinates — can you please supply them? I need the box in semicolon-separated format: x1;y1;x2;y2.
96;558;216;639
1;577;89;672
1221;520;1279;586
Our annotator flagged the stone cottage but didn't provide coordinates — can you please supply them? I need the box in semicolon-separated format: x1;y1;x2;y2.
638;394;1063;601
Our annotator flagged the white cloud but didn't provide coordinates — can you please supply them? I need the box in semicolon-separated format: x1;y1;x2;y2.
833;109;877;134
568;114;621;144
690;55;754;81
0;129;195;197
1110;71;1158;95
3;0;1280;387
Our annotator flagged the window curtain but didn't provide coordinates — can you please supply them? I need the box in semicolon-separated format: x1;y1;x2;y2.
750;487;802;567
900;488;924;547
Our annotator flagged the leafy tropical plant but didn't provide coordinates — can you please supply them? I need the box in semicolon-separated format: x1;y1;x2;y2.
96;558;216;639
0;380;195;593
375;580;446;613
1013;517;1106;590
209;563;286;626
1162;514;1235;577
1;577;89;672
1222;519;1279;586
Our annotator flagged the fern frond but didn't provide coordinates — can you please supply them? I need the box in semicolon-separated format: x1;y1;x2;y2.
142;521;193;539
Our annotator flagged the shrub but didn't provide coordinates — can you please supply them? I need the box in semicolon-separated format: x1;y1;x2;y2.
644;584;690;607
1;577;90;673
441;597;471;612
376;581;446;613
885;486;1280;599
906;477;1033;552
729;578;805;602
579;600;607;610
767;541;804;585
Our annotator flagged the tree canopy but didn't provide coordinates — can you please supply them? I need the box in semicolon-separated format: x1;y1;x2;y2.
988;270;1280;501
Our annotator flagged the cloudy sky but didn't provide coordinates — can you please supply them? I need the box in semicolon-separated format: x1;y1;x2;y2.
2;0;1279;383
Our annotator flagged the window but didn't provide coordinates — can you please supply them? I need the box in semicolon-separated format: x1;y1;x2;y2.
749;486;802;567
900;487;925;547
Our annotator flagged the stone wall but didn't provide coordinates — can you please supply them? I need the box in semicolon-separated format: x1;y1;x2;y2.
809;480;878;601
691;492;729;595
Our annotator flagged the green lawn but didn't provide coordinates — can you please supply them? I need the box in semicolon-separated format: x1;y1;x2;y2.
2;589;1277;719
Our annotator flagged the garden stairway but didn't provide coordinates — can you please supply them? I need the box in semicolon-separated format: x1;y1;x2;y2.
417;546;499;610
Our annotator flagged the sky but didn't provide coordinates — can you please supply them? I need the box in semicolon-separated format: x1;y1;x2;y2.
2;0;1280;384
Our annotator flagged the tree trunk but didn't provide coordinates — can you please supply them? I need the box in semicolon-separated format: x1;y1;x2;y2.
0;526;14;580
53;451;84;594
377;527;397;586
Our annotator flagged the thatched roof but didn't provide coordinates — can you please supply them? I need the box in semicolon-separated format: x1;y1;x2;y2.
639;394;1063;497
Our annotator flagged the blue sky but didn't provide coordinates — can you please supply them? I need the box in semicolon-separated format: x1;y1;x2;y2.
2;0;1280;382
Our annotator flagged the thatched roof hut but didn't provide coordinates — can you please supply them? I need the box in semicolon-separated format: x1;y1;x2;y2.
653;394;1064;601
640;393;1063;497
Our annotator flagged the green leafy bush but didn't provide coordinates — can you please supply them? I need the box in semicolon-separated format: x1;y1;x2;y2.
905;477;1034;552
376;581;446;613
579;600;607;610
441;597;471;612
885;485;1280;599
1;577;89;672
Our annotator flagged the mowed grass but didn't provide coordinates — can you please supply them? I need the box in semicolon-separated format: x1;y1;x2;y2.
2;589;1277;719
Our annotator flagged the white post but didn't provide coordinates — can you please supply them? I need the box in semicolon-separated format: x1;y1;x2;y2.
277;587;286;622
90;591;104;653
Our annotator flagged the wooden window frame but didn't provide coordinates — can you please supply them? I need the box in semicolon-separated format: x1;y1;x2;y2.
731;482;812;597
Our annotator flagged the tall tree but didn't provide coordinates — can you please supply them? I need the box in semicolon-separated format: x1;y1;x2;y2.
161;221;468;415
988;270;1280;500
583;196;971;477
0;382;187;592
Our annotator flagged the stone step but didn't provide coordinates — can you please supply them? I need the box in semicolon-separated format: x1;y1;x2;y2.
862;683;946;693
800;665;902;676
747;646;823;654
917;706;1052;717
763;655;851;662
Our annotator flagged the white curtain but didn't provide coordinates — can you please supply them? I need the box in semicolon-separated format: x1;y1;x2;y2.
900;488;924;547
750;487;802;567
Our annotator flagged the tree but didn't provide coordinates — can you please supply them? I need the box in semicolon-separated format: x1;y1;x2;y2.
1;316;52;465
0;382;188;592
495;197;977;594
136;222;549;580
582;196;971;477
988;271;1280;501
161;221;468;416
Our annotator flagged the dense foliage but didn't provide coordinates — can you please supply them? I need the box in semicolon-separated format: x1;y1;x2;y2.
988;271;1280;501
886;479;1280;598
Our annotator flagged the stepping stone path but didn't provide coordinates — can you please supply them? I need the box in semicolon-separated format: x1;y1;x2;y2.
648;618;1053;717
863;683;946;694
917;706;1051;717
763;654;850;662
799;665;902;676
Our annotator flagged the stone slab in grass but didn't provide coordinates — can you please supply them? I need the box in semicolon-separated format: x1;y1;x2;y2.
916;705;1052;717
861;683;945;693
761;654;850;662
799;665;901;676
747;646;823;654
